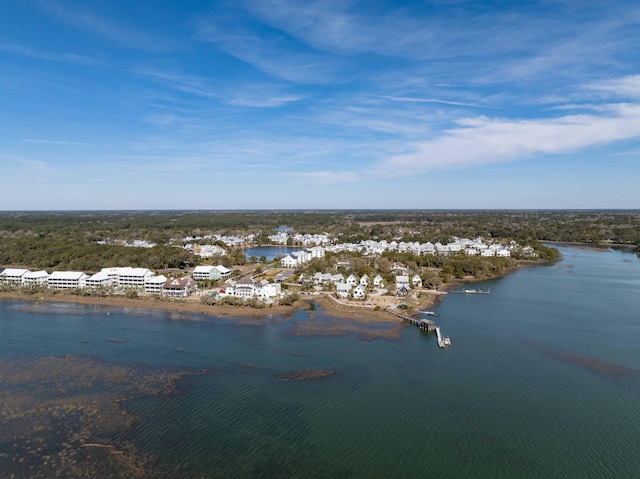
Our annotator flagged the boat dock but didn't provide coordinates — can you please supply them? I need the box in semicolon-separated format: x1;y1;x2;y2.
435;327;451;348
386;308;436;331
448;288;490;295
386;308;451;347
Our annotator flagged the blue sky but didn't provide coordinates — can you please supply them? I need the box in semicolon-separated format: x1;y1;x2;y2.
1;0;640;210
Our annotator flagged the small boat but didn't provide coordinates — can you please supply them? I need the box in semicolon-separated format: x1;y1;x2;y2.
420;310;439;317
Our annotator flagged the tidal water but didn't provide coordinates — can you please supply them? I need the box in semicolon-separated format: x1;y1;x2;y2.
1;245;640;478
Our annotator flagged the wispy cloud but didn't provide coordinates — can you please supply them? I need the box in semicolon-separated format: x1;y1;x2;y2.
40;1;176;51
587;75;640;99
193;17;346;84
376;103;640;176
380;95;492;109
137;69;306;107
0;43;97;65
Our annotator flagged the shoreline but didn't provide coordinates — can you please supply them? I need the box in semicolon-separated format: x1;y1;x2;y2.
0;259;548;325
0;275;481;324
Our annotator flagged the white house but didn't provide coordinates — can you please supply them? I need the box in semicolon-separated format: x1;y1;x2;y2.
22;270;49;285
359;274;370;286
481;249;496;257
48;271;88;290
395;275;410;290
331;273;344;284
233;277;257;298
346;274;358;286
411;274;423;288
352;284;366;299
373;274;385;288
254;280;281;299
281;254;298;268
0;268;30;284
336;282;352;298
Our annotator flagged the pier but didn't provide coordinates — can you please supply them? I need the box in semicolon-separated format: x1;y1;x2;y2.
386;308;451;347
448;288;490;295
386;308;436;331
435;327;451;348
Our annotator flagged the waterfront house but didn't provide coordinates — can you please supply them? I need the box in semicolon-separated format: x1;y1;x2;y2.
336;282;352;298
352;284;366;299
411;274;423;288
254;280;281;299
162;277;196;298
233;277;257;298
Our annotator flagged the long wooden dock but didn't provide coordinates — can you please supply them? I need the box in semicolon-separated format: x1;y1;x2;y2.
448;288;490;295
386;308;436;331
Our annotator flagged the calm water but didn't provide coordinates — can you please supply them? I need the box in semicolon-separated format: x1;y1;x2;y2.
243;246;299;261
1;245;640;478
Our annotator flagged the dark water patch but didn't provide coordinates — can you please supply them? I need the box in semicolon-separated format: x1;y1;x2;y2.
277;370;335;381
0;355;209;479
528;340;640;379
285;316;402;341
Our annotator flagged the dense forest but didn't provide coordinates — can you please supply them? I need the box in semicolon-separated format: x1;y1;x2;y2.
0;210;637;271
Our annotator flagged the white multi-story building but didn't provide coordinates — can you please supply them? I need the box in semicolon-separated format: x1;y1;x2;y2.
193;265;217;281
144;275;167;294
0;268;30;284
100;267;155;288
22;270;49;285
48;271;88;290
85;271;113;289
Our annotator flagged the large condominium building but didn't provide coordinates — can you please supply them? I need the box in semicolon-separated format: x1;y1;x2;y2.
0;268;30;284
100;267;155;288
48;271;89;290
